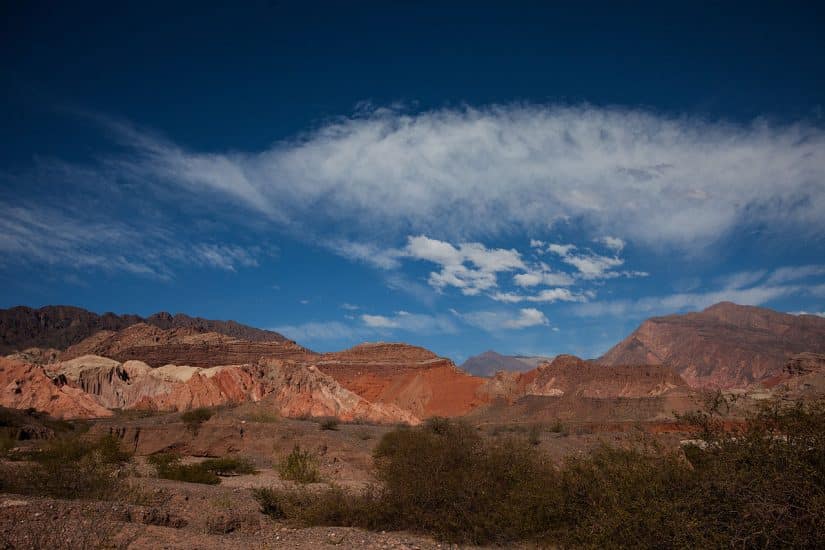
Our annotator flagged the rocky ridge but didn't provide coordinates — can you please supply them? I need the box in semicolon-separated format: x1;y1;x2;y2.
0;305;291;355
597;302;825;388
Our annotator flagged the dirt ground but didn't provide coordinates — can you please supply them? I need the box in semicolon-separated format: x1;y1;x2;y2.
0;406;693;549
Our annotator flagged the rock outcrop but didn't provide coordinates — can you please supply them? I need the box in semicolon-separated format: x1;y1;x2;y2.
769;352;825;398
0;357;112;419
62;324;314;367
317;343;489;418
41;354;418;424
0;305;291;354
597;302;825;388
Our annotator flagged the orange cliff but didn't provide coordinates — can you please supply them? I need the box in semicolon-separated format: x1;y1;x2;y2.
316;342;490;418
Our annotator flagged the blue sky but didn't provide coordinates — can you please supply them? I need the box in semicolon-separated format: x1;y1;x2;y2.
2;1;824;362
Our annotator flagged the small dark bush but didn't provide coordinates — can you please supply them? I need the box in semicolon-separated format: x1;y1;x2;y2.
277;445;321;483
319;417;339;431
200;456;257;476
181;407;213;434
148;452;220;485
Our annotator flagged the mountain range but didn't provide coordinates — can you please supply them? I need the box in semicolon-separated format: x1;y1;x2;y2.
1;302;824;423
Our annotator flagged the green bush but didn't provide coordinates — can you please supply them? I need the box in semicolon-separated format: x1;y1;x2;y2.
277;445;321;483
255;402;825;547
148;452;220;485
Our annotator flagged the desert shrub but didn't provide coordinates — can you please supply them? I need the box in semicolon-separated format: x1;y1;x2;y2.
277;445;321;483
256;403;825;547
528;424;542;445
181;407;213;434
148;451;220;485
0;430;15;456
0;433;132;500
319;417;339;431
548;420;567;434
200;456;257;476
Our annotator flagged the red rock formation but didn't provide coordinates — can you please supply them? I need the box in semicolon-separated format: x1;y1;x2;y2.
597;302;825;388
62;324;315;367
0;357;112;419
47;355;418;424
317;343;489;418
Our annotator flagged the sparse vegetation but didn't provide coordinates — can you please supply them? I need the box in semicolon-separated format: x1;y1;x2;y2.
277;445;321;483
148;452;220;484
0;433;133;500
256;401;825;547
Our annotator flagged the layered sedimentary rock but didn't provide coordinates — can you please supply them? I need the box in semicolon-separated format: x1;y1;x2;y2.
597;302;825;388
317;343;489;418
0;305;291;354
62;324;314;367
527;354;688;398
40;354;418;424
0;357;112;419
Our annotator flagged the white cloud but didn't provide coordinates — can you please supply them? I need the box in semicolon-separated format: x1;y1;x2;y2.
572;284;800;317
100;105;825;250
596;236;625;253
360;311;458;333
361;314;399;328
273;321;360;342
403;235;524;295
340;303;360;310
457;307;550;331
766;265;825;285
542;242;628;280
513;264;575;287
0;202;262;278
326;240;402;270
715;270;767;290
491;288;589;304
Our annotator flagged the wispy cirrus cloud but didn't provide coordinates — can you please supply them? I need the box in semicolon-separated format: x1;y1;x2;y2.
96;104;825;250
0;201;265;278
572;283;806;318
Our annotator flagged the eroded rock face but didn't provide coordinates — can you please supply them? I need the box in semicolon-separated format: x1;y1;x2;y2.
62;324;315;368
0;357;112;419
316;343;489;418
770;352;825;398
597;302;825;389
42;354;418;424
258;359;420;424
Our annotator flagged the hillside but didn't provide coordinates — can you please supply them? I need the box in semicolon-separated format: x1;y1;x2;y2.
0;305;290;354
597;302;825;388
